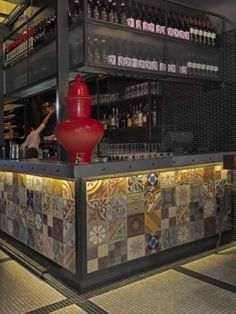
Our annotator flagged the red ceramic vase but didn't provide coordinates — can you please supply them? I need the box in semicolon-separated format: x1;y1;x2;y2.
54;75;104;164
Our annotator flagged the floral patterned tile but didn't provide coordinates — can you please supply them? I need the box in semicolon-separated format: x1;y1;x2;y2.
108;178;128;197
190;184;203;203
34;213;43;232
176;205;190;224
176;185;190;206
203;166;216;182
204;217;216;237
62;180;75;200
127;234;145;261
52;179;63;197
33;191;42;213
63;245;76;273
161;187;176;208
128;175;146;193
203;199;216;218
145;187;161;212
215;180;226;199
63;221;75;248
42;177;54;194
35;231;44;253
127;192;145;215
127;214;144;237
202;182;215;199
87;222;108;248
159;171;176;188
87;198;108;224
32;176;43;192
86;180;109;200
42;194;52;215
145;211;161;234
18;186;27;207
176;168;203;185
145;231;161;255
108;217;127;243
52;197;64;219
190;202;203;221
145;173;161;190
63;199;75;224
176;223;191;245
107;196;127;220
52;217;63;243
108;240;127;267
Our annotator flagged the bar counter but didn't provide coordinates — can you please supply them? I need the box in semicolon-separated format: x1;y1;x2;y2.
0;152;233;291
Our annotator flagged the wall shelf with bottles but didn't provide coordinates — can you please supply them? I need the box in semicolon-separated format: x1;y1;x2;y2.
3;105;24;141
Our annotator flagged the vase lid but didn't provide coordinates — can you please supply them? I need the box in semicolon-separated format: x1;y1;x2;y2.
68;74;90;97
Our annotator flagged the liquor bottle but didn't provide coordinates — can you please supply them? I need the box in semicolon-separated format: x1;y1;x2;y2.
137;104;143;127
147;7;155;32
68;6;73;25
107;0;114;23
142;5;149;31
93;37;101;63
151;100;157;126
112;2;119;24
127;0;135;28
142;104;148;126
93;0;100;19
126;109;132;127
99;0;107;21
178;14;185;39
135;2;142;29
119;1;126;25
172;12;179;38
110;108;116;129
74;0;82;21
193;17;199;43
183;15;190;40
107;38;117;65
210;21;216;46
87;0;93;18
101;38;107;63
167;12;174;37
198;19;203;44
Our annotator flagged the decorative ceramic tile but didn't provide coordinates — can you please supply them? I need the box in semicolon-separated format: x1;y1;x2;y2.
127;214;144;237
190;221;204;241
42;177;54;194
18;186;27;207
52;179;63;197
127;192;145;215
18;206;26;225
33;176;43;192
107;196;127;220
204;217;216;237
160;228;170;250
108;178;128;197
98;256;110;269
145;187;161;212
63;222;75;248
161;187;176;208
34;213;43;232
203;199;216;218
13;218;20;239
127;234;145;261
176;168;203;185
145;231;161;255
35;231;44;253
87;198;108;224
63;245;76;273
176;185;190;206
53;239;64;265
190;202;203;221
25;209;35;228
128;175;145;193
52;217;63;242
169;227;177;248
19;223;27;243
33;191;42;213
147;174;159;186
87;259;99;273
145;211;161;233
43;234;54;260
108;218;127;243
52;196;64;219
202;182;215;199
190;184;203;203
63;199;75;224
27;227;35;247
86;180;109;200
203;166;216;182
176;223;191;245
98;243;109;258
159;171;176;188
87;222;108;248
176;205;190;224
108;240;127;267
62;180;75;200
87;247;98;260
145;173;161;189
215;180;226;198
26;189;33;209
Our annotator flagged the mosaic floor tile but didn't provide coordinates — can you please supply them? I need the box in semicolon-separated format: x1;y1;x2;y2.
127;192;145;215
145;231;161;255
63;199;75;224
52;217;63;243
176;185;190;206
204;217;216;238
145;211;161;233
190;184;203;203
108;218;127;243
87;198;108;224
107;196;127;220
203;199;216;218
190;220;204;241
159;171;176;188
87;222;108;248
63;222;75;248
63;245;76;273
127;234;145;261
86;180;109;200
161;187;176;208
176;223;191;245
52;197;64;219
127;214;145;237
190;202;203;221
145;187;161;212
176;168;203;185
176;205;190;224
128;175;146;193
62;180;75;200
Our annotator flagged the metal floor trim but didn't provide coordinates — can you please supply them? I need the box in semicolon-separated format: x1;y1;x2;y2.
174;266;236;294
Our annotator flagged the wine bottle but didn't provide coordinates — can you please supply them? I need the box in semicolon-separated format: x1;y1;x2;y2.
183;15;190;40
119;1;126;25
93;0;100;19
151;100;157;126
135;2;142;29
193;17;199;43
198;19;203;44
167;12;174;37
126;1;135;28
107;0;114;22
142;5;149;31
189;17;195;41
147;6;155;32
99;0;107;21
172;12;179;38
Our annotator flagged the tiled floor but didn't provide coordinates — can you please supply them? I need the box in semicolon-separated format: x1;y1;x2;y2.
0;244;235;314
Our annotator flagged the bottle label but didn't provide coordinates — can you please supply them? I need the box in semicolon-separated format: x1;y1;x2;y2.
210;65;214;71
199;30;203;36
173;29;179;38
184;31;190;40
179;30;185;39
108;55;117;65
215;66;219;72
190;27;194;34
144;60;152;69
127;18;135;28
206;64;211;71
207;31;211;39
160;26;166;34
148;23;155;32
135;19;142;29
194;28;199;35
212;32;216;39
138;59;145;69
167;27;174;36
159;62;166;71
132;58;138;68
179;65;188;74
202;64;206;70
203;30;208;37
124;56;131;66
192;62;197;69
142;21;149;31
118;55;124;66
196;63;201;69
151;61;158;71
156;24;161;34
168;64;176;73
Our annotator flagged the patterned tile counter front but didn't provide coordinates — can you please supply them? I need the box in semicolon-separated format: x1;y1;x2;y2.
0;171;76;273
86;164;228;273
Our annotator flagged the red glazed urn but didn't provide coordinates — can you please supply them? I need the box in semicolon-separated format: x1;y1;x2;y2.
54;75;104;164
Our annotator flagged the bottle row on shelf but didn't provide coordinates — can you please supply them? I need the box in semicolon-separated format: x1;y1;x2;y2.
88;36;220;78
101;101;158;130
4;14;57;66
70;0;218;47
